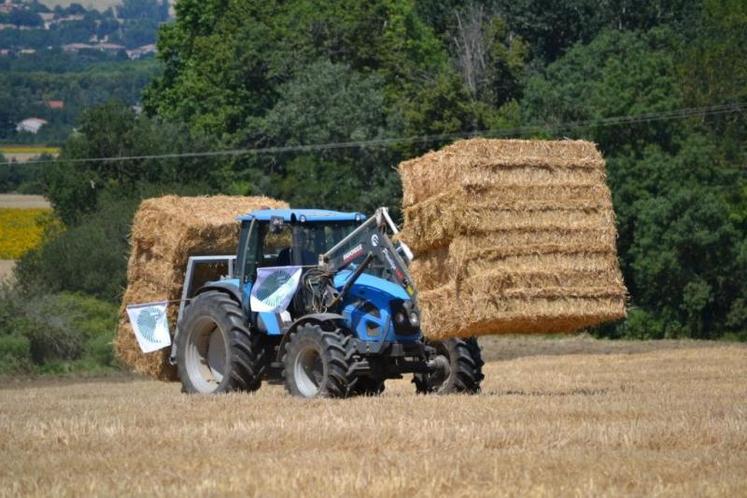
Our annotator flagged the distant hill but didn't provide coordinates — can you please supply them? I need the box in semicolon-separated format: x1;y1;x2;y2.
38;0;122;11
38;0;175;13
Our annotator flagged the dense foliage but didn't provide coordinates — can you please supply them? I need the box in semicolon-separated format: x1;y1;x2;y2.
0;287;118;374
0;59;161;142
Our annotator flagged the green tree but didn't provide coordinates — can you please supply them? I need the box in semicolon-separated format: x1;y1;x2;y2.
494;0;699;62
523;28;684;153
241;59;402;213
680;0;747;156
523;24;746;339
46;101;229;224
145;0;446;139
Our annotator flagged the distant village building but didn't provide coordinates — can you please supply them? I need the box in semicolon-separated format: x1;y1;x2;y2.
46;100;64;110
126;44;156;60
39;12;54;29
56;15;84;23
16;118;48;134
63;42;125;54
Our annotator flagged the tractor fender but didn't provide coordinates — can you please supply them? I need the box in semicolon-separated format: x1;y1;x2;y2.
193;281;242;305
276;313;347;361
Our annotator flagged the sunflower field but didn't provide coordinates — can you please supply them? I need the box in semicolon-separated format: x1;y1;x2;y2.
0;208;52;259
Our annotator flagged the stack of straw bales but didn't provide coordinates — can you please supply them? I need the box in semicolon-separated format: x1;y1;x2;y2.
114;195;287;380
399;139;626;340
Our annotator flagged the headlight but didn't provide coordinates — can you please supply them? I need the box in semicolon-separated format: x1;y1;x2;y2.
390;299;420;335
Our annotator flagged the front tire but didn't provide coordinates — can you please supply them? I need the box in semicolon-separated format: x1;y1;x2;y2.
177;291;266;394
414;338;484;394
283;323;353;398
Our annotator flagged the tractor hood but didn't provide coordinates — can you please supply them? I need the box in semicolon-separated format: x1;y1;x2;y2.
333;270;411;301
333;269;420;342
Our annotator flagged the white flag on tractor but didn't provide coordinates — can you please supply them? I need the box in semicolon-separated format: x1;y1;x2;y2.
126;302;171;353
250;266;303;313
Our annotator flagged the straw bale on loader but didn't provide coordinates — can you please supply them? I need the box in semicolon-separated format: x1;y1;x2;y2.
399;139;626;340
114;195;287;380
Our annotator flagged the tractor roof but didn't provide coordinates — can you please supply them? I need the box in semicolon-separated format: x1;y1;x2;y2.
237;208;366;223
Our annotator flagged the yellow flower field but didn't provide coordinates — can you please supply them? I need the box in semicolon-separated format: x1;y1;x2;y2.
0;208;51;259
0;145;60;155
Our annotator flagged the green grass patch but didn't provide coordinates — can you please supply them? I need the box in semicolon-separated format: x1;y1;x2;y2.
0;290;120;375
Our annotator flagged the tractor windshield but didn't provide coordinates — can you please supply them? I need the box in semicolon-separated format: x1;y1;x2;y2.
293;221;360;264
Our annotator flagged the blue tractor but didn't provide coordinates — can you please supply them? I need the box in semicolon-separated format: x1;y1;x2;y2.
173;207;484;397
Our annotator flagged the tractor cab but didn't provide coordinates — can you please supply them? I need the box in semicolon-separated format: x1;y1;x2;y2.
230;208;420;342
235;208;366;285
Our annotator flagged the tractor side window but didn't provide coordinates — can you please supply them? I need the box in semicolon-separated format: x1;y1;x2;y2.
241;220;259;283
260;225;293;267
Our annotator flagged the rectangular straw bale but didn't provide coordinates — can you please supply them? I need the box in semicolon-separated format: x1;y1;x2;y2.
399;138;604;208
411;241;620;292
114;195;288;381
399;138;626;339
402;183;615;253
418;271;626;339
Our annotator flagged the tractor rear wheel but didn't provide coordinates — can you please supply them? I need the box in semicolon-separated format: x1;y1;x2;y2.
177;291;266;394
282;323;354;398
414;338;484;394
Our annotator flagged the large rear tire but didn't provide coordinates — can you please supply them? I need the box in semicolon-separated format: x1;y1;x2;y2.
177;291;266;394
282;323;354;398
414;338;484;394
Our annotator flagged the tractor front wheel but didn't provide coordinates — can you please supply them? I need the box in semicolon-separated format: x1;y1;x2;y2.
414;338;484;394
282;323;354;398
177;291;266;394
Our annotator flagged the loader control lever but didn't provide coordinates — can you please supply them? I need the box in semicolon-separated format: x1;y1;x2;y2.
327;252;374;309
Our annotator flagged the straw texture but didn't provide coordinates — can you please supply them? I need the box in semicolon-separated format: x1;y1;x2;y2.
114;195;287;380
399;139;626;339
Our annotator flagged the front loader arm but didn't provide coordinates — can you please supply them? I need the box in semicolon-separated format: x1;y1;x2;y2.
320;207;418;303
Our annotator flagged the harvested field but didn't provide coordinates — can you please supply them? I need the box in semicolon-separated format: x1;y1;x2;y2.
1;338;745;497
0;194;51;209
399;139;626;339
114;195;287;381
0;260;14;282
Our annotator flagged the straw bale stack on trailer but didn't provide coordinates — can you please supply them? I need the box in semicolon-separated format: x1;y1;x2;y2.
399;139;626;340
114;195;288;381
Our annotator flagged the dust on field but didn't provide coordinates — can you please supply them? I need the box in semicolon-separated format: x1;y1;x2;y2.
1;340;745;497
